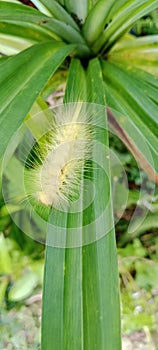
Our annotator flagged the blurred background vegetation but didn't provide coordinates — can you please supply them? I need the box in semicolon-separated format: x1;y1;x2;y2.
0;9;158;350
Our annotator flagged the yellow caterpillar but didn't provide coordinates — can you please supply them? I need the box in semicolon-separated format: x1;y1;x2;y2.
24;103;93;211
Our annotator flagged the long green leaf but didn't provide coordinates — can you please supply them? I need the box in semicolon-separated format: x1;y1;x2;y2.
108;35;158;76
64;0;88;22
61;61;86;348
120;65;158;89
56;0;64;6
42;58;121;349
102;61;158;180
86;0;100;10
108;0;130;16
0;2;91;57
64;58;87;102
0;2;60;41
0;34;33;55
41;58;87;350
106;91;158;183
102;61;158;137
82;0;116;44
82;58;121;349
92;0;158;53
106;47;158;104
111;63;158;105
31;0;80;31
42;246;66;349
110;34;158;52
0;41;74;158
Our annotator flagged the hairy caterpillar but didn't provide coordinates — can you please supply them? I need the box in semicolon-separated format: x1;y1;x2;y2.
24;103;93;213
2;102;118;247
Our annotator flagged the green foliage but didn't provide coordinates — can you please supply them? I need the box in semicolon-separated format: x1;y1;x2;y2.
0;233;44;305
131;9;158;35
0;41;74;157
121;289;157;334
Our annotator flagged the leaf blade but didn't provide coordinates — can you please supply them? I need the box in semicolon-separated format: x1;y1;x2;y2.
93;0;158;53
0;41;75;158
31;0;80;30
41;59;87;350
82;0;116;45
102;61;158;181
64;0;88;22
0;2;59;41
0;1;90;55
82;58;121;350
108;35;158;76
41;58;121;350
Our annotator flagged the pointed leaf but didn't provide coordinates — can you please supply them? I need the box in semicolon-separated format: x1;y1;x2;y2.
0;2;89;51
0;2;60;41
82;0;116;44
0;34;33;55
0;234;12;274
41;58;121;350
108;35;158;76
102;61;158;181
93;0;158;53
82;58;121;349
9;271;38;301
0;41;75;158
102;61;158;136
64;0;88;22
41;59;87;350
31;0;80;31
64;58;87;102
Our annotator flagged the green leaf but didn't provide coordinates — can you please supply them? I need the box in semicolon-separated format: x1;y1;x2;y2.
82;0;116;45
118;239;146;258
0;34;33;55
25;0;53;16
102;61;158;133
0;2;90;55
102;61;158;180
107;96;158;184
0;55;10;64
108;0;130;17
41;69;67;99
0;2;60;41
93;0;158;53
64;58;87;102
108;35;158;76
113;64;158;105
119;211;158;245
55;0;64;6
2;155;25;196
41;59;87;350
0;234;12;274
0;276;8;305
88;0;100;10
123;65;158;88
82;58;121;349
0;215;11;232
8;271;38;301
64;0;88;22
0;41;75;158
31;0;80;31
135;260;158;289
41;58;121;349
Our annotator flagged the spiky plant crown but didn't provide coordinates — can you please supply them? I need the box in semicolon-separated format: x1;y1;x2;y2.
1;1;158;223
